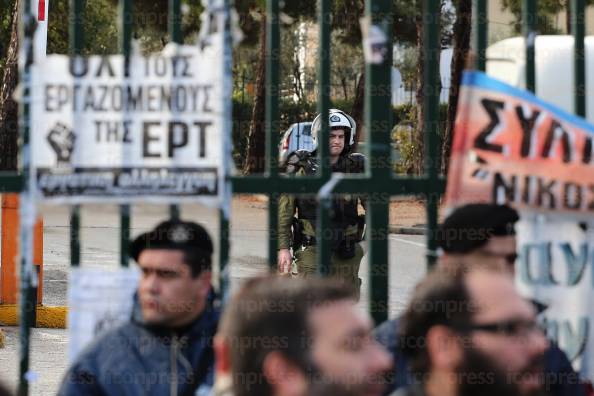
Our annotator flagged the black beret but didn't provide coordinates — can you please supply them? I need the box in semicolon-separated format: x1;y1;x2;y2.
437;204;520;254
130;219;213;263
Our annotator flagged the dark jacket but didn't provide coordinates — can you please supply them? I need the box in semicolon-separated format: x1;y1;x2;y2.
374;317;586;396
58;297;219;396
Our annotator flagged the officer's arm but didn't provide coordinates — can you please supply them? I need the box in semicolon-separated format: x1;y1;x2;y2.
278;194;295;250
349;153;367;211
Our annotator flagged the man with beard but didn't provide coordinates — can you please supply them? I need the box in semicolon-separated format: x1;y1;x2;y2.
215;276;392;396
375;203;584;396
394;266;548;396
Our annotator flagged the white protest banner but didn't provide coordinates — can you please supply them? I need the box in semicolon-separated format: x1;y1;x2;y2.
30;35;225;203
515;219;594;374
446;71;594;381
67;268;139;361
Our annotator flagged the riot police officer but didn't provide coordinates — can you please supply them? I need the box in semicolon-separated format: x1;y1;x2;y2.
277;109;365;294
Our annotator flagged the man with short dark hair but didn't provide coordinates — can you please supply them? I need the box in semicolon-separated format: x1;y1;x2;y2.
58;220;219;396
436;203;519;272
375;203;584;396
215;276;392;396
396;265;548;396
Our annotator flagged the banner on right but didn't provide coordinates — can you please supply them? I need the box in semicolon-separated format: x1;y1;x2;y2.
446;71;594;381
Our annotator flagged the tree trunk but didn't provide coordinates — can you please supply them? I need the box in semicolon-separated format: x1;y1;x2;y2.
242;15;267;174
350;68;365;151
442;0;472;175
0;0;20;171
414;3;442;175
413;12;425;175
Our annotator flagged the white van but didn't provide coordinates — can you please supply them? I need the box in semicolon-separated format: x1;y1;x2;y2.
486;35;594;122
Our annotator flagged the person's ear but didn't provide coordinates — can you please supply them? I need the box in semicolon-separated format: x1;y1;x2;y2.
426;325;463;371
262;351;307;396
196;271;212;299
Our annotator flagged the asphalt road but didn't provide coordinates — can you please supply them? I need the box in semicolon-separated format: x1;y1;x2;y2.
0;199;428;395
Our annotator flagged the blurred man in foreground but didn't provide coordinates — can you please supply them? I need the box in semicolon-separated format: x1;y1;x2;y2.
375;203;583;396
215;276;392;396
395;266;549;396
59;220;219;396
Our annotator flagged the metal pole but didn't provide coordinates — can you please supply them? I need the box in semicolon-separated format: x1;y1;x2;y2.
69;0;84;271
316;0;332;277
18;0;36;393
423;0;440;268
169;0;181;220
119;0;133;267
169;0;182;44
571;0;586;117
220;0;233;295
365;0;392;324
266;0;280;270
473;0;487;71
522;0;537;92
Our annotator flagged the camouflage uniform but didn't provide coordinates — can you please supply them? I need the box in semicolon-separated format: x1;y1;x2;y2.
278;150;365;292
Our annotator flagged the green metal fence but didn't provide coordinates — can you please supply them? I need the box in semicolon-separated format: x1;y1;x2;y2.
10;0;589;394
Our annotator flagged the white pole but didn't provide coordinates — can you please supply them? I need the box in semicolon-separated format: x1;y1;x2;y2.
33;0;49;60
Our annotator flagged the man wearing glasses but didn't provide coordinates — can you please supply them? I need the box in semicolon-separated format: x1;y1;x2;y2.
394;265;548;396
375;203;584;396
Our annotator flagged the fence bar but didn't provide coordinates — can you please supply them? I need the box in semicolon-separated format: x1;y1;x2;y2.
522;0;536;92
169;205;180;219
474;0;487;71
169;0;182;44
231;175;446;195
423;0;441;267
168;0;182;220
120;205;130;267
316;0;332;276
0;174;24;191
70;211;80;267
17;0;35;393
119;0;132;55
364;0;392;323
69;0;84;272
118;0;133;267
572;0;586;117
266;0;280;269
219;0;233;286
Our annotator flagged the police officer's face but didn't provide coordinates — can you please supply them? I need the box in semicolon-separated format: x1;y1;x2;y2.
137;249;211;327
307;300;392;396
329;129;346;156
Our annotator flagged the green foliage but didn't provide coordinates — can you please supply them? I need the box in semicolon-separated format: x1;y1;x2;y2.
132;0;204;53
333;0;417;45
231;100;444;174
231;97;317;168
500;0;594;34
392;123;416;174
10;0;204;56
392;103;447;174
47;0;119;54
0;0;16;74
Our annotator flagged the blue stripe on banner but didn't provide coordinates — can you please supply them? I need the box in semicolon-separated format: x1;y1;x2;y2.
461;71;594;135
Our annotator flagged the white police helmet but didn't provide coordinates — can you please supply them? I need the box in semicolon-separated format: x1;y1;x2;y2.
311;108;357;151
